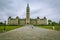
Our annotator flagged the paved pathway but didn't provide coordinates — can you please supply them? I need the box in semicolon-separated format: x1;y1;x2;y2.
0;25;60;40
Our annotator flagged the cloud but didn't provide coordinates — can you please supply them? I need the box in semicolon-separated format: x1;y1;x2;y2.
0;0;60;23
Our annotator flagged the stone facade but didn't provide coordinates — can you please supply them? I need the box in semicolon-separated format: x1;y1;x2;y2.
8;4;47;25
8;17;47;25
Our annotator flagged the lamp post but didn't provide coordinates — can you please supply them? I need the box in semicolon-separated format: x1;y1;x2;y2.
0;19;6;32
4;20;6;32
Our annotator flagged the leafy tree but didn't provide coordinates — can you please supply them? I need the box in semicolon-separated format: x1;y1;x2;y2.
52;22;55;26
52;22;59;26
48;20;52;25
0;22;4;25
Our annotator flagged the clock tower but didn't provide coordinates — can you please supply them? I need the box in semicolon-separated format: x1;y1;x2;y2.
26;4;30;24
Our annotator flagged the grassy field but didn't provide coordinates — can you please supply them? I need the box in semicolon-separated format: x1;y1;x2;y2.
0;25;60;33
36;26;60;30
0;26;23;33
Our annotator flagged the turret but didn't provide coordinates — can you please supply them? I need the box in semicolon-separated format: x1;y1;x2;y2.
44;17;47;25
8;16;11;19
16;16;19;19
37;17;40;25
8;16;11;25
44;17;46;19
16;16;19;25
37;17;40;19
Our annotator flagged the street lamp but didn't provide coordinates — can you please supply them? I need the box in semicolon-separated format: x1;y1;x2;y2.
4;20;6;32
0;19;6;32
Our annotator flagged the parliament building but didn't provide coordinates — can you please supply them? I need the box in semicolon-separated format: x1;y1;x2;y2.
8;4;47;25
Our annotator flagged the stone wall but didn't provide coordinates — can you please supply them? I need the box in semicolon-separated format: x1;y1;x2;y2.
19;19;26;25
8;18;19;25
36;19;47;25
30;19;37;25
8;17;47;25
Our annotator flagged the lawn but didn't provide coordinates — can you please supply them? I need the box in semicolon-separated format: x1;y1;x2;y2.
36;26;60;30
0;25;60;33
0;26;23;33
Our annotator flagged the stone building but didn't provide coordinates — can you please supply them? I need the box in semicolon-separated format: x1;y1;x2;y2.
8;4;47;25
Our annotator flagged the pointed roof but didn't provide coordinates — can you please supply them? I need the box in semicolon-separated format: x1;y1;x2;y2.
27;3;29;8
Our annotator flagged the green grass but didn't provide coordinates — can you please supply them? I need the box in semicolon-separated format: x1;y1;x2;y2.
36;26;60;30
0;26;23;33
0;25;60;33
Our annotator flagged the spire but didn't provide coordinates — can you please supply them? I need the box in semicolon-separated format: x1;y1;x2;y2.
26;3;30;10
27;3;29;7
26;3;30;13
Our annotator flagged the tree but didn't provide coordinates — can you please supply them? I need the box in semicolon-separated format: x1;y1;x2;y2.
52;22;55;26
52;22;58;26
0;22;4;25
48;20;52;25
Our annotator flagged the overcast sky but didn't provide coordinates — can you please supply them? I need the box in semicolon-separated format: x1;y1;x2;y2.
0;0;60;23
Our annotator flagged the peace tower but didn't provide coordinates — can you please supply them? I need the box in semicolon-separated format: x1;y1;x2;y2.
26;4;30;24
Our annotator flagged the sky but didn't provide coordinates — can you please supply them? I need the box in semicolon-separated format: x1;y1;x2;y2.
0;0;60;23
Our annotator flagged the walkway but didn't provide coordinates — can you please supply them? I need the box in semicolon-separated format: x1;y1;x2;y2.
0;25;60;40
